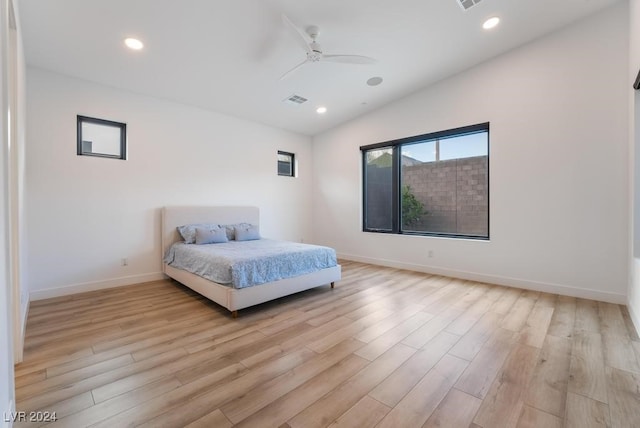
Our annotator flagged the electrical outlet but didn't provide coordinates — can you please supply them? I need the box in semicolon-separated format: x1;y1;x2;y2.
121;258;128;266
428;250;434;258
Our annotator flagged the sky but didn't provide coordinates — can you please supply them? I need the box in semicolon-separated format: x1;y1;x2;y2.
402;131;488;162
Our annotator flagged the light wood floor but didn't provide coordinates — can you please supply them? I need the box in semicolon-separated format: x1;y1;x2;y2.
14;260;640;427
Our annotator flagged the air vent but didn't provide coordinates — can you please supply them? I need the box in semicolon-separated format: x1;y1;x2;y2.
458;0;482;11
283;94;308;105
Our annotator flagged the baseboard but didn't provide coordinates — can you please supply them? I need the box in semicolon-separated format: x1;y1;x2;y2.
20;301;28;341
338;253;627;304
29;272;166;301
627;258;640;338
14;300;29;363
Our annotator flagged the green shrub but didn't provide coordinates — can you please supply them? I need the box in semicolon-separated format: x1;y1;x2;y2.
402;185;426;227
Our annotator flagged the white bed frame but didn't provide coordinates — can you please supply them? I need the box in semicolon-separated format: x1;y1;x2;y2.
161;206;341;317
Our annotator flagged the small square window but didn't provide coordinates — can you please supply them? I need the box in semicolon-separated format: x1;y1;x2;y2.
278;151;295;177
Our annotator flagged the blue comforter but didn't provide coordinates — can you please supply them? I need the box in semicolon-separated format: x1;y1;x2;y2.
164;239;337;289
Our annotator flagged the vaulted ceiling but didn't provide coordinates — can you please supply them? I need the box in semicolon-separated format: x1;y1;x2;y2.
18;0;621;135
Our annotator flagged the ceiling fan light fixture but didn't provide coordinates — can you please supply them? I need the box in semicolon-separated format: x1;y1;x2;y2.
482;17;500;30
316;106;327;114
124;37;144;50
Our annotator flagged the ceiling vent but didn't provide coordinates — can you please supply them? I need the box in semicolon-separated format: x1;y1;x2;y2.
283;94;308;105
457;0;482;11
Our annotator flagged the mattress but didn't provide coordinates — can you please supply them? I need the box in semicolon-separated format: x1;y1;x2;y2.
163;239;338;289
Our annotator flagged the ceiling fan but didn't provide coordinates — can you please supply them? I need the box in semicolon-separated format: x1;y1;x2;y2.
279;14;377;80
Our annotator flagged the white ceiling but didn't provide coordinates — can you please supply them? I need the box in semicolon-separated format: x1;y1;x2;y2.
18;0;621;136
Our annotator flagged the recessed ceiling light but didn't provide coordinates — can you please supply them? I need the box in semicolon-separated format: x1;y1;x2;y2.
316;106;327;114
367;76;383;86
482;17;500;30
124;38;144;50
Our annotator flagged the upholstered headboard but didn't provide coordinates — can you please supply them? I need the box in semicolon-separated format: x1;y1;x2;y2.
161;206;260;268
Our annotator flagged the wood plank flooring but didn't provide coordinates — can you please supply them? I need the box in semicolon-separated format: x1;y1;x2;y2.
14;261;640;427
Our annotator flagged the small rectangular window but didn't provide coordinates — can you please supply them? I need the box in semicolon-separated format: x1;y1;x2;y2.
77;115;127;160
278;151;295;177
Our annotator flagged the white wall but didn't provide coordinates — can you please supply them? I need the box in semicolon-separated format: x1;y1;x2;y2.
312;3;629;303
26;68;313;299
629;0;640;331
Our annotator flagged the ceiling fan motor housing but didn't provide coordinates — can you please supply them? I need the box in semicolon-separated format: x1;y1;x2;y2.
306;25;320;39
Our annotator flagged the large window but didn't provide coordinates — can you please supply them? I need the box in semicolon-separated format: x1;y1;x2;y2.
361;123;489;239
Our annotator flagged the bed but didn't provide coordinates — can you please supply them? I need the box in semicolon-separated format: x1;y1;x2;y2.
161;206;341;317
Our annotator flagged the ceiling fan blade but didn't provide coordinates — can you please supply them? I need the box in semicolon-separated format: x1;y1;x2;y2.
279;60;308;80
322;54;377;64
282;14;312;54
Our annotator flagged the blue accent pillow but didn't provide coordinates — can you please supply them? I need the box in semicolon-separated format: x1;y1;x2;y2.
195;227;229;245
177;223;219;244
222;222;252;240
234;225;260;241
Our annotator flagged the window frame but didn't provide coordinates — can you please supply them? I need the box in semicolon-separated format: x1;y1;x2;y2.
77;115;127;160
277;150;295;177
361;122;490;240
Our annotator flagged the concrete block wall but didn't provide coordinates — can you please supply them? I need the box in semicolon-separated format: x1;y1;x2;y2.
403;155;488;236
365;155;488;235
